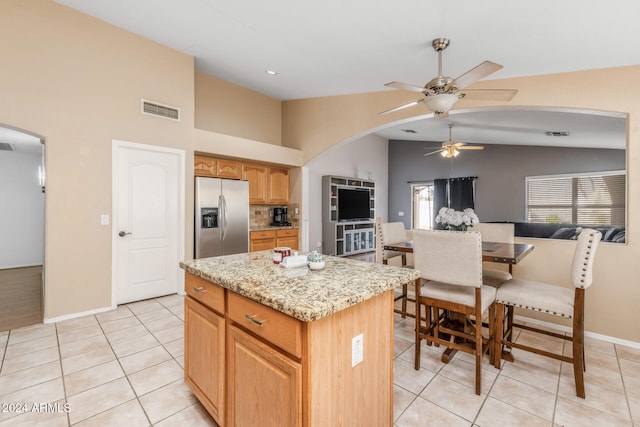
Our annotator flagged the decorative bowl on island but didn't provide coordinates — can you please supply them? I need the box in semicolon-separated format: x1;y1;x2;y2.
307;251;325;270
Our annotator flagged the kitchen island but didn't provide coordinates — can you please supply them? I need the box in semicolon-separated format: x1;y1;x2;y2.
180;251;418;427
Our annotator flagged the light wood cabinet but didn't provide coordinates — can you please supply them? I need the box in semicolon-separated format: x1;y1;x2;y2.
227;325;302;427
194;155;216;177
276;228;298;250
185;296;225;426
242;163;290;204
250;230;277;252
242;164;269;204
216;159;241;179
268;167;290;204
250;229;298;252
196;156;290;204
195;156;241;179
184;270;393;427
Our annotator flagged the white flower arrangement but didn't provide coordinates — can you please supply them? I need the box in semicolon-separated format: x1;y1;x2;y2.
435;207;479;231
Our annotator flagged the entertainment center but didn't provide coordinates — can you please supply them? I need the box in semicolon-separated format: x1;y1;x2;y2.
322;175;376;256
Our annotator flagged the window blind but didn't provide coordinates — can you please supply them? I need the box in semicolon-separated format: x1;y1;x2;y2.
526;171;625;226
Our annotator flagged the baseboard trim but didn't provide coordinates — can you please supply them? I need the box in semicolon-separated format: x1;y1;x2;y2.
44;305;115;325
515;314;640;349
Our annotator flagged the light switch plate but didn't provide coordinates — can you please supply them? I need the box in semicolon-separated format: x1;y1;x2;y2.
100;214;110;225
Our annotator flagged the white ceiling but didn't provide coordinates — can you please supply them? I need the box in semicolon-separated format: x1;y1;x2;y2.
0;127;43;154
49;0;635;149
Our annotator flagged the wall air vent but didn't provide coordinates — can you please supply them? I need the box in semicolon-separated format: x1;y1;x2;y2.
0;142;15;151
141;99;180;121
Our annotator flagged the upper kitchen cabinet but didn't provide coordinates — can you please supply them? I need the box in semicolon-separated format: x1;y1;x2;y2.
242;163;268;203
216;159;241;179
242;164;289;204
195;156;242;179
195;155;217;177
268;167;289;204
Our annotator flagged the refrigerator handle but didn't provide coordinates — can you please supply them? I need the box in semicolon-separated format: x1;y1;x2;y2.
220;194;228;241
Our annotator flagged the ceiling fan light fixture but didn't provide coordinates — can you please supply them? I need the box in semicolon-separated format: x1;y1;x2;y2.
424;93;459;114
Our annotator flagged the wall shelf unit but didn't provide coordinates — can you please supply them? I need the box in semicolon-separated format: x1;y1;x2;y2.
322;175;375;256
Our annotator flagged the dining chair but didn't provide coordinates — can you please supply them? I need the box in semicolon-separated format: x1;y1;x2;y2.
376;218;414;317
493;228;602;398
473;222;515;285
413;230;496;395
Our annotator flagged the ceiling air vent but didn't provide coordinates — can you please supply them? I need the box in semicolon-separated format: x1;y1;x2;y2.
0;142;14;151
141;99;180;121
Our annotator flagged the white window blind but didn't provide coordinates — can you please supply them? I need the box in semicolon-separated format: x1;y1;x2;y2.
526;171;626;226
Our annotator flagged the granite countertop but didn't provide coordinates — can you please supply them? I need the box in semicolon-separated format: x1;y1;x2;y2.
180;251;419;322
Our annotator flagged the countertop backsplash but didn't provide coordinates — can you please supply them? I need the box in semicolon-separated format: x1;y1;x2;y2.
250;204;299;229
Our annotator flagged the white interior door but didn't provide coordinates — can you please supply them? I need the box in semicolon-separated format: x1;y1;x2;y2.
113;141;184;304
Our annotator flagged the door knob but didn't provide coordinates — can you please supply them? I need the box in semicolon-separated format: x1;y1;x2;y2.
118;231;132;237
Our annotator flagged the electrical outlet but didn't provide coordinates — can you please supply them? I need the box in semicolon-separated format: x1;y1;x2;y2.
398;211;404;217
352;333;364;367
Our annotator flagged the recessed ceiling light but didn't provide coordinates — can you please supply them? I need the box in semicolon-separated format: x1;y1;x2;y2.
401;129;417;134
545;131;570;137
265;70;278;76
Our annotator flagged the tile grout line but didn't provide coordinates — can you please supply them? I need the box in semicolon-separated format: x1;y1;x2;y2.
614;344;636;427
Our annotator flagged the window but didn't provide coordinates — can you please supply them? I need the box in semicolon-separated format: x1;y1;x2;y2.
412;183;434;230
526;171;626;226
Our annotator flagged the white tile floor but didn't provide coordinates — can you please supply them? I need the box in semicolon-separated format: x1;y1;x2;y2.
1;293;639;426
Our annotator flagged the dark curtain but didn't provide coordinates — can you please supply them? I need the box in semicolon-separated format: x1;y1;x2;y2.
449;177;475;211
432;177;476;228
433;179;449;230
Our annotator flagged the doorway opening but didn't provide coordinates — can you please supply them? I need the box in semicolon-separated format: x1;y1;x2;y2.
0;125;46;331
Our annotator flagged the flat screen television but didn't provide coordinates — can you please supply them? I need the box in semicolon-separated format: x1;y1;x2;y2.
337;188;371;221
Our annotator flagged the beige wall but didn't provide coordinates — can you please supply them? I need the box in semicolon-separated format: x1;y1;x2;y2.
0;0;301;320
195;72;282;145
3;1;638;343
283;66;640;342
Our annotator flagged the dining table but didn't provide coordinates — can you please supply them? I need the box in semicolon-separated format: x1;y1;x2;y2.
383;240;534;266
383;239;534;363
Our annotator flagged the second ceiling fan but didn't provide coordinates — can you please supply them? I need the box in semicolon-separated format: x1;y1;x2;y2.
381;38;517;118
425;124;485;158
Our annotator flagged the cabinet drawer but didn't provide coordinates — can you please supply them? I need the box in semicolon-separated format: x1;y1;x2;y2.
251;230;277;239
185;273;225;315
227;292;303;359
276;228;298;238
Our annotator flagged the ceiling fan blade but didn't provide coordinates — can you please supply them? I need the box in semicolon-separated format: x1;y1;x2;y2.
379;98;425;115
384;81;426;93
457;146;485;150
459;88;518;101
424;149;445;157
453;61;503;89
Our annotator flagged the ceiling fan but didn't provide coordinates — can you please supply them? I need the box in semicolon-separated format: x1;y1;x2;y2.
381;38;517;119
424;124;485;158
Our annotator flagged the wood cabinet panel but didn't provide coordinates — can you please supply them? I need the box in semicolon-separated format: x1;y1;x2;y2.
227;292;303;359
242;164;269;204
185;297;225;426
268;167;290;204
185;273;225;314
227;325;302;427
250;230;277;252
216;159;241;179
194;155;216;177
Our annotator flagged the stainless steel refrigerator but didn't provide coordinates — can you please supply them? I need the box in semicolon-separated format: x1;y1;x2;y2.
195;177;249;258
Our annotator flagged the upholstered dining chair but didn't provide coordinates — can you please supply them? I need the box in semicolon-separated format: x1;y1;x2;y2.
473;222;515;285
376;218;414;317
413;230;496;395
493;228;602;398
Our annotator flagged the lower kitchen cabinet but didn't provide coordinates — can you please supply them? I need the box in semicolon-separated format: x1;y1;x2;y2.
184;296;225;426
250;228;298;252
227;325;302;427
